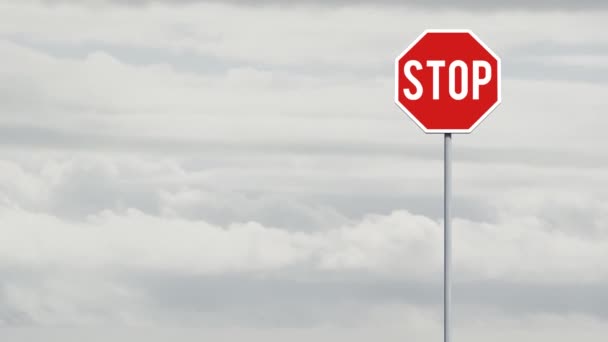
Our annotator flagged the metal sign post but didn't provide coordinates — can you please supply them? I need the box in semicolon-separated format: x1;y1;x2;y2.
444;133;452;342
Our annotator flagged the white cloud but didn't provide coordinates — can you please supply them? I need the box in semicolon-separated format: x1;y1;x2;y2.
0;195;606;336
0;197;606;284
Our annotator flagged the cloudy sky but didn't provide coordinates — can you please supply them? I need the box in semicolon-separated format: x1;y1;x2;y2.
1;0;608;341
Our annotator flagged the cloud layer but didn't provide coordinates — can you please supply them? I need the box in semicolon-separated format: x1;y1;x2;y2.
0;1;607;341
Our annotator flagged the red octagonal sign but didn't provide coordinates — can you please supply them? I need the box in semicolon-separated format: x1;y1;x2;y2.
395;29;501;133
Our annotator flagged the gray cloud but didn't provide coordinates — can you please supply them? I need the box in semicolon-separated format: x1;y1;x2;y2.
32;0;608;10
1;122;607;169
131;271;608;322
2;266;607;330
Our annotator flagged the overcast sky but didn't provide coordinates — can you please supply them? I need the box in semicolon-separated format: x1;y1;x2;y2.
1;1;608;341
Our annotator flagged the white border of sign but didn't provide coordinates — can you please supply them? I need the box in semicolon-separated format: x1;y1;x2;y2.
394;29;502;134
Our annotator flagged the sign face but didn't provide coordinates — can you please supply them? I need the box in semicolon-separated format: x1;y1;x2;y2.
394;29;501;134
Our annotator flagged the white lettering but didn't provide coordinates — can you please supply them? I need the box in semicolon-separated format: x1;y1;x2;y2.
472;60;491;100
449;60;468;100
426;60;446;100
403;60;423;100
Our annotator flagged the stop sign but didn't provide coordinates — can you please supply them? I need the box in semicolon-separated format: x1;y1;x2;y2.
394;30;501;133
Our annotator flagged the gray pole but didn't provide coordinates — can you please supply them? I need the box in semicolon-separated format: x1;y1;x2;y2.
444;133;452;342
